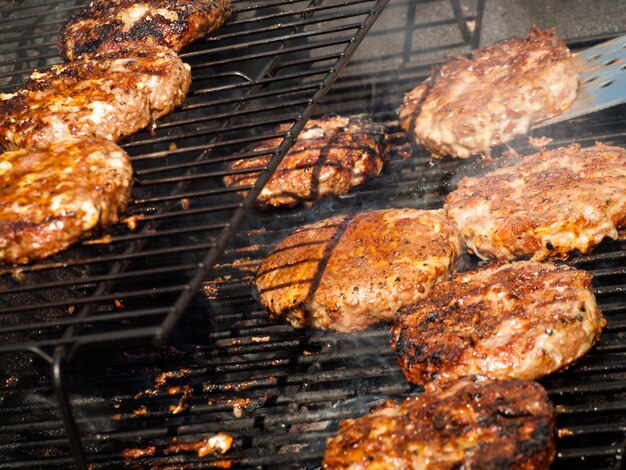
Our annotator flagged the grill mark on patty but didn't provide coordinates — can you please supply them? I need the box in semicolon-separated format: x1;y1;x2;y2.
310;123;343;200
262;216;355;324
224;115;389;208
322;377;556;469
301;215;354;325
256;209;462;332
391;260;604;385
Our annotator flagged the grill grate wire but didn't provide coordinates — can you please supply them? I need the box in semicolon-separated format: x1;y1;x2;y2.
0;0;390;355
3;1;626;469
0;0;391;466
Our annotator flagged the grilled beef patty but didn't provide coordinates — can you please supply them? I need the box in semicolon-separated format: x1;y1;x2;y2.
256;209;462;332
399;27;578;158
391;261;604;386
445;142;626;260
0;44;190;150
0;138;133;265
59;0;231;61
323;376;556;470
223;115;390;208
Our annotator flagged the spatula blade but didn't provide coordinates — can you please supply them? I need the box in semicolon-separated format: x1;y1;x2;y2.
533;34;626;129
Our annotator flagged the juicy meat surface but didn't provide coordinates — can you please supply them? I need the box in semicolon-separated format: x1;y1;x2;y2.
323;376;556;470
59;0;231;61
256;209;462;332
0;44;191;150
0;138;133;265
399;27;578;158
444;142;626;260
223;115;390;208
391;261;604;386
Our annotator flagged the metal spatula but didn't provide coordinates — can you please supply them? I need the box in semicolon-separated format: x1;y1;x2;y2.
533;34;626;128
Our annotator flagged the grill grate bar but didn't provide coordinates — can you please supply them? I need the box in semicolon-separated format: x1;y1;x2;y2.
0;285;186;317
0;241;217;280
0;39;56;60
0;0;391;354
131;186;245;203
182;23;365;58
5;326;161;350
0;263;199;296
226;0;377;29
215;6;374;41
128;132;287;161
0;308;172;336
0;263;198;298
190;37;351;69
0;4;76;26
0;0;77;14
186;67;331;104
96;223;226;244
2;3;625;470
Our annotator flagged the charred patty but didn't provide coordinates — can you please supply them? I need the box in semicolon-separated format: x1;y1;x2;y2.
59;0;231;61
256;209;462;332
224;115;390;208
391;260;604;386
399;27;578;158
444;142;626;260
0;138;133;265
0;44;190;150
323;376;556;470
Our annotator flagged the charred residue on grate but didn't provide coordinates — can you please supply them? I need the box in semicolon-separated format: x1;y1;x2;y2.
1;1;626;470
0;0;391;356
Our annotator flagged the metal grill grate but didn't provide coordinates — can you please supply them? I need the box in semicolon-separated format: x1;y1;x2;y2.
3;87;626;470
2;1;626;469
0;0;390;356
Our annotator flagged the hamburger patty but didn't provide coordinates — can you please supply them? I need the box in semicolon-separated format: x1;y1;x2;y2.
0;138;133;265
323;376;556;470
256;209;462;332
0;44;190;150
391;261;604;386
399;27;578;158
444;142;626;260
59;0;231;61
224;115;390;208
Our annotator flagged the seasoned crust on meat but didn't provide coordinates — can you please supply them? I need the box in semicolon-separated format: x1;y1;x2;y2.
399;26;578;158
223;116;390;208
59;0;231;61
256;209;462;332
391;261;604;386
0;138;133;265
323;376;556;470
0;44;191;150
444;142;626;260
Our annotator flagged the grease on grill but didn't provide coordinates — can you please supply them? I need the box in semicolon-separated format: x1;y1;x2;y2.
162;433;233;458
83;234;113;245
132;405;148;416
122;446;156;459
155;368;194;387
207;392;278;417
203;376;278;393
123;434;233;461
123;214;144;231
169;384;192;415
